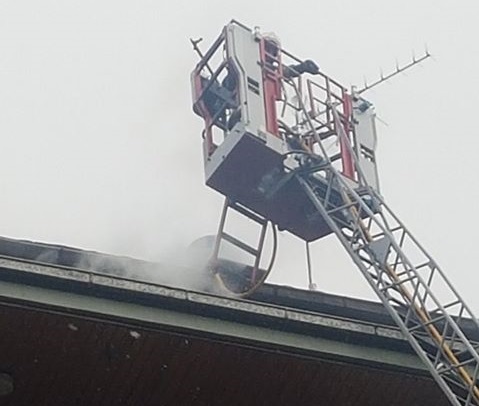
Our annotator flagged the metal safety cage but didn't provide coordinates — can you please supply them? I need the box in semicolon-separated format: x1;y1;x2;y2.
277;49;357;182
191;21;362;183
190;21;381;242
191;27;231;157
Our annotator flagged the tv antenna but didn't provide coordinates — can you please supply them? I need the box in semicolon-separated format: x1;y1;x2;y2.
357;48;432;95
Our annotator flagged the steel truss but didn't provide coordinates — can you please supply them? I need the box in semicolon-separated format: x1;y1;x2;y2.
289;85;479;404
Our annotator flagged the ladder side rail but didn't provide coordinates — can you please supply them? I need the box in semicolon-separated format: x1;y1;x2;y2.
336;175;479;367
293;73;479;347
361;191;479;342
304;175;479;404
297;175;464;406
291;90;469;342
287;82;479;404
329;101;479;333
316;172;479;403
380;196;479;331
304;170;466;349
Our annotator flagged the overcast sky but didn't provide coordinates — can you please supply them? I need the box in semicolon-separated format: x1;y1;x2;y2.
1;1;478;309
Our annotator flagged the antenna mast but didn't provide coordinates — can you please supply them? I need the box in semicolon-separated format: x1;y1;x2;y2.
357;50;431;94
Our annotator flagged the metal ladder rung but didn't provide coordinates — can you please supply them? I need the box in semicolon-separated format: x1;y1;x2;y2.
221;232;259;257
423;301;462;326
408;313;448;333
451;357;477;369
229;202;267;225
370;225;403;240
436;357;477;375
453;344;479;360
429;300;462;313
387;296;407;308
393;268;414;279
393;261;431;279
326;201;357;215
379;274;419;293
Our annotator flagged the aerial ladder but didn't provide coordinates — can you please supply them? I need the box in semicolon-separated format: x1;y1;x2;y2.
191;20;479;405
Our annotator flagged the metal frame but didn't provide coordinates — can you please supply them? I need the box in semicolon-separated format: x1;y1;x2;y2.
288;82;479;404
192;23;479;404
277;55;357;182
210;198;275;297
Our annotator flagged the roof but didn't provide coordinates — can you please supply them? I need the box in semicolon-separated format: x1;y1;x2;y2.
0;236;452;405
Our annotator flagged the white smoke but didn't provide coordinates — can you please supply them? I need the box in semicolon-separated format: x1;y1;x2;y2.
70;234;252;295
73;245;217;293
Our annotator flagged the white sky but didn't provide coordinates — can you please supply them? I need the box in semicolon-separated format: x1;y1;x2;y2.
1;1;478;309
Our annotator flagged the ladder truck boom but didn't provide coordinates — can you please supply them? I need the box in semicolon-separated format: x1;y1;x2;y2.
190;20;479;405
